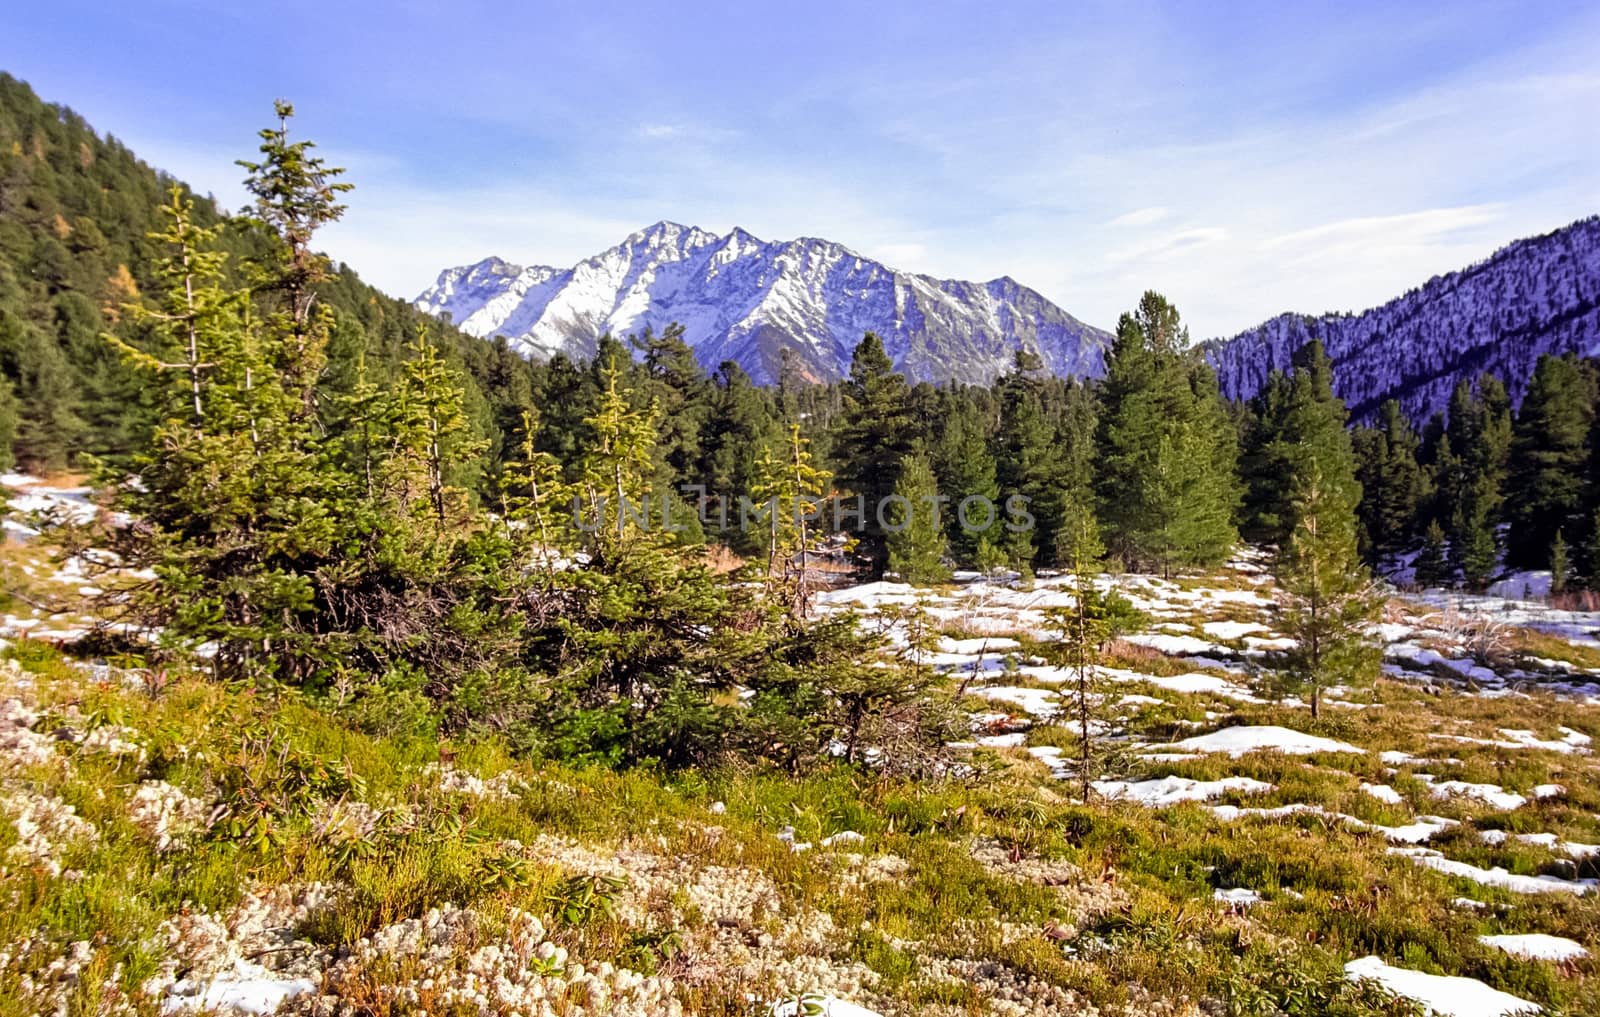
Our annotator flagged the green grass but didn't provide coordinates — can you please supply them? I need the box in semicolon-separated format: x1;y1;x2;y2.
4;599;1599;1017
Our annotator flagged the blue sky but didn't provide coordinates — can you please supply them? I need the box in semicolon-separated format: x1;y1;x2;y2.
9;0;1598;337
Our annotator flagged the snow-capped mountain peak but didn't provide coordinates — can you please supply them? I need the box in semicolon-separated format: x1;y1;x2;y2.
415;225;1111;384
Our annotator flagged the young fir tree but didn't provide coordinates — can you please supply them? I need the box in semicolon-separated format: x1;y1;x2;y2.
579;354;661;545
885;448;950;585
1271;459;1382;719
492;405;573;610
1414;519;1451;588
1094;291;1237;574
107;191;288;666
749;423;833;616
236;100;352;421
382;327;489;527
1550;530;1570;597
1506;354;1595;568
832;333;912;576
529;354;749;765
1046;504;1120;800
0;377;17;471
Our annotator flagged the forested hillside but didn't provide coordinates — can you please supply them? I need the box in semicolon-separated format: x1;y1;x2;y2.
1208;217;1600;423
0;73;530;475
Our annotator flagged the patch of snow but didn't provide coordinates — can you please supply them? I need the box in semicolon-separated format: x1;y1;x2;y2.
1392;847;1597;895
772;998;884;1017
1429;782;1527;810
971;685;1059;719
1213;887;1263;906
1362;783;1405;805
975;732;1027;748
1093;775;1274;806
1201;621;1266;640
1479;934;1587;963
1344;955;1540;1017
1125;632;1225;656
161;960;316;1015
1167;725;1364;757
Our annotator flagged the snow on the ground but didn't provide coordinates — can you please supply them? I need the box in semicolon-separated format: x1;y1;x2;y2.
971;686;1060;719
812;581;921;608
1135;672;1258;701
1124;632;1226;656
161;960;316;1015
1483;831;1599;858
1091;775;1274;806
1408;589;1600;652
1027;746;1071;779
1213;887;1263;906
1391;847;1598;895
974;732;1027;748
1429;782;1527;810
1;474;102;528
1485;572;1553;601
771;999;884;1017
1201;621;1266;640
938;636;1020;655
1163;725;1364;757
1206;803;1458;844
1376;817;1459;845
1362;783;1405;805
1344;955;1540;1017
1479;934;1588;963
1432;728;1592;754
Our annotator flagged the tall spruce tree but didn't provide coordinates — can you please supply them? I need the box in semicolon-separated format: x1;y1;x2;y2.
108;187;331;678
1353;399;1428;561
1095;291;1237;574
993;370;1057;569
833;333;912;576
1240;340;1358;550
1438;377;1511;589
1506;354;1595;568
932;391;999;564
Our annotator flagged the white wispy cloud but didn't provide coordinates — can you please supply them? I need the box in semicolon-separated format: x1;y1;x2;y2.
1107;227;1229;265
1263;204;1504;250
1108;207;1170;227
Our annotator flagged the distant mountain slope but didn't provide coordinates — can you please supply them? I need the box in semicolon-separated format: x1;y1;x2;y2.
1207;217;1600;421
416;222;1112;384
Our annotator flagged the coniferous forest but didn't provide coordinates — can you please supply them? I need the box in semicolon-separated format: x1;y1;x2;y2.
5;69;1600;1017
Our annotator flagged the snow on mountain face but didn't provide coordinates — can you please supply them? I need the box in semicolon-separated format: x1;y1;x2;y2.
415;222;1111;384
1207;216;1600;422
